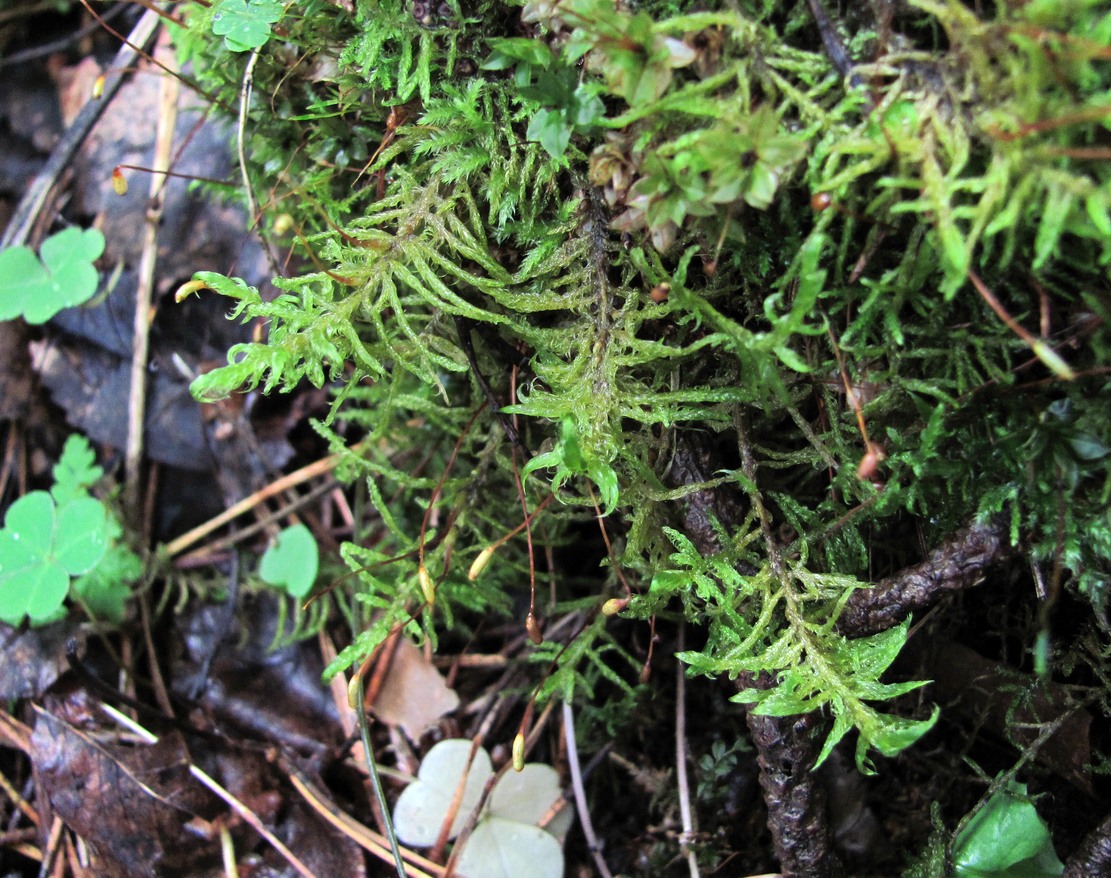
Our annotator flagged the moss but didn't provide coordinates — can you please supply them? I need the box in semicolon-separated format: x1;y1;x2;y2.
181;0;1111;775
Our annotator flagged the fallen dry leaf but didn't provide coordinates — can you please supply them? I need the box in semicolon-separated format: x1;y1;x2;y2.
373;637;460;741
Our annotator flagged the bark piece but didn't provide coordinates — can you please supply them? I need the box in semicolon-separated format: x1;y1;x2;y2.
1064;811;1111;878
838;517;1010;638
741;673;836;878
668;431;836;877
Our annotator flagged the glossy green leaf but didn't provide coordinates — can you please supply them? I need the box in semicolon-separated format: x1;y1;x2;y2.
3;492;55;556
952;781;1064;877
0;559;69;626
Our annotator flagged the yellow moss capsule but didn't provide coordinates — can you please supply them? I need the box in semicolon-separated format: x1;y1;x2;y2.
174;279;209;303
467;545;496;581
512;732;525;772
92;74;106;99
111;166;127;196
419;564;435;606
602;597;629;616
347;674;362;710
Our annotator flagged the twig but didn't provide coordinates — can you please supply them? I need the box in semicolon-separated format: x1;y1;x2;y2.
238;49;283;279
218;825;238;878
968;269;1075;380
805;0;854;79
562;700;614;878
238;50;261;236
165;446;358;557
667;430;835;877
675;622;700;878
37;815;65;878
281;759;444;878
98;703;319;878
0;2;129;67
0;762;38;825
77;0;231;113
125;35;179;522
0;9;161;250
734;417;836;878
138;589;175;717
173;476;338;566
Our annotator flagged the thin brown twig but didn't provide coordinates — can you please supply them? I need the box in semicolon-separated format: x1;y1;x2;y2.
0;762;38;826
0;9;161;250
76;0;232;114
281;760;444;878
41;815;65;877
173;476;338;567
967;269;1075;380
137;589;175;718
125;36;178;522
0;425;18;505
165;445;360;556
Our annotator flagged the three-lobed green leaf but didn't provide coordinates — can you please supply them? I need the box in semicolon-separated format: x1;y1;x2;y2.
0;435;139;626
0;491;109;625
211;0;284;52
0;228;104;324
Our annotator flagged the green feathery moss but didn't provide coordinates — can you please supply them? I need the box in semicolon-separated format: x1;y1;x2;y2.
182;0;1111;774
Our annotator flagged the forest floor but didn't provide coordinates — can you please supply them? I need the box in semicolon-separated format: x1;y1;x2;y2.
0;5;1107;878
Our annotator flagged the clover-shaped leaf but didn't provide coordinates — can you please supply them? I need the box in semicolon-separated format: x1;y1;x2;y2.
394;740;493;845
0;493;73;626
0;436;117;626
393;739;569;878
0;228;104;324
259;524;319;598
211;0;284;52
54;497;111;574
